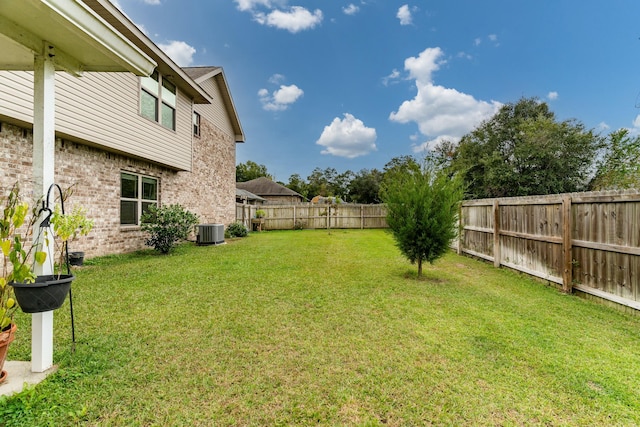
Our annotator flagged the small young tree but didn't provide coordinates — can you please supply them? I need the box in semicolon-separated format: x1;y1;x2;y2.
381;160;463;277
141;204;199;254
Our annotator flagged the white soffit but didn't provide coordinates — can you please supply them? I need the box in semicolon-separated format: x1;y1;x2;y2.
0;0;156;76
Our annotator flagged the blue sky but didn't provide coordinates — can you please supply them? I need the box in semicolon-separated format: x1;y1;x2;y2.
116;0;640;182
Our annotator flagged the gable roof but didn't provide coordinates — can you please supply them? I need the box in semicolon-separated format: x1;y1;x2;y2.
82;0;211;104
237;177;304;198
183;66;220;80
183;66;245;143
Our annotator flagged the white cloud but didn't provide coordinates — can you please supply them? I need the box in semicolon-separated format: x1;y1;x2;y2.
234;0;322;32
234;0;275;12
412;135;459;153
547;91;558;101
143;0;161;4
389;47;502;152
397;4;412;25
157;40;196;66
597;122;610;132
404;47;446;82
259;84;304;111
268;73;286;84
474;38;482;46
316;113;377;158
251;5;323;33
488;34;497;42
343;4;359;15
382;69;401;86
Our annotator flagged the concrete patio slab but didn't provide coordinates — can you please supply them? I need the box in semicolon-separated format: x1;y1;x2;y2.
0;361;57;397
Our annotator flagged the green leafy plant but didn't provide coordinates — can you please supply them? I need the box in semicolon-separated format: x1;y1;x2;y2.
255;209;266;219
140;204;199;254
48;204;93;275
225;222;248;238
0;184;38;329
1;184;94;325
381;158;463;277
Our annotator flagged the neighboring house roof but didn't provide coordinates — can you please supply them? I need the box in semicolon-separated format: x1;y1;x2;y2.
237;177;304;199
183;66;245;143
236;188;266;202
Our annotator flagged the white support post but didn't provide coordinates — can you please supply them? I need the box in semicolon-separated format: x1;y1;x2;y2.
31;48;56;373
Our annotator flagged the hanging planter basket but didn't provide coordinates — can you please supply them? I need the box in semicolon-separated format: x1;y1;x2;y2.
10;274;75;314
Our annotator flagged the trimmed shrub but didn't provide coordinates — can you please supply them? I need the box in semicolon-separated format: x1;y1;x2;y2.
141;204;199;254
226;222;248;238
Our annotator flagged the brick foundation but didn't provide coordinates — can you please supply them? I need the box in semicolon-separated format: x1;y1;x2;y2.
0;118;236;258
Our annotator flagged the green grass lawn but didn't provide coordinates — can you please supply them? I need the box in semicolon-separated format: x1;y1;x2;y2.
2;229;640;426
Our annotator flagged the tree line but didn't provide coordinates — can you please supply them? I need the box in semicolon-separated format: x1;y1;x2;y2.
237;97;640;203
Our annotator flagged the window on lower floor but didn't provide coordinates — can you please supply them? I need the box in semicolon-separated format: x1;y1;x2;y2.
120;172;158;225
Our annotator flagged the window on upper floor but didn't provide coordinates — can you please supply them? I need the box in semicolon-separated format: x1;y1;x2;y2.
140;70;176;130
193;111;201;137
120;172;158;225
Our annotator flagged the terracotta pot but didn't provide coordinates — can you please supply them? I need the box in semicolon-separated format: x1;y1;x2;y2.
0;323;17;384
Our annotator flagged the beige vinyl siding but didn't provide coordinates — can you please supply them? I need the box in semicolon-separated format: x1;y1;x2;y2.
0;72;34;123
196;78;234;136
0;71;193;171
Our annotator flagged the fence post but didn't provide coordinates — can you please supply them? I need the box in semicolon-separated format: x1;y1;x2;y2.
562;196;573;293
493;199;500;268
457;203;462;255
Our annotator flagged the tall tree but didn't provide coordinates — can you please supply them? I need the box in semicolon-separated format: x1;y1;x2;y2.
334;170;355;201
306;167;343;198
286;173;308;198
590;128;640;190
236;161;273;182
349;168;384;204
382;155;421;184
449;97;602;199
381;159;463;277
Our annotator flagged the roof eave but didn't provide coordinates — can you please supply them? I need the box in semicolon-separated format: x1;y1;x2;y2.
84;0;211;104
0;0;157;76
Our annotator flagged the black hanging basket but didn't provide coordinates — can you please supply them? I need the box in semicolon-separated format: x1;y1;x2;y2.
10;274;75;313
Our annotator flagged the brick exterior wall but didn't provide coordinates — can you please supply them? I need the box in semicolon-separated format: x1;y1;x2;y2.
0;117;236;258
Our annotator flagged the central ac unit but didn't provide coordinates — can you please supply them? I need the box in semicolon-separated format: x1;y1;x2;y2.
196;224;225;245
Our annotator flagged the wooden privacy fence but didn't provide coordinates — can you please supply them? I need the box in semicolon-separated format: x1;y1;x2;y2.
236;203;387;231
458;190;640;311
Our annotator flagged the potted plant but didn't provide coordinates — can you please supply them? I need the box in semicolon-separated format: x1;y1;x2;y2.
251;209;266;232
4;183;93;312
0;183;92;383
0;183;35;383
11;202;93;313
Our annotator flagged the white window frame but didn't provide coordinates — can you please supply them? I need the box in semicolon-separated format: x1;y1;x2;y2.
120;172;159;226
193;111;201;137
140;70;176;130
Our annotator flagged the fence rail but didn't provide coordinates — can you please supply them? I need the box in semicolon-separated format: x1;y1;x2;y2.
458;190;640;311
236;203;388;231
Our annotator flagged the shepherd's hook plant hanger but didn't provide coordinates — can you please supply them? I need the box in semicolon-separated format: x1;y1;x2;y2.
35;183;76;352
